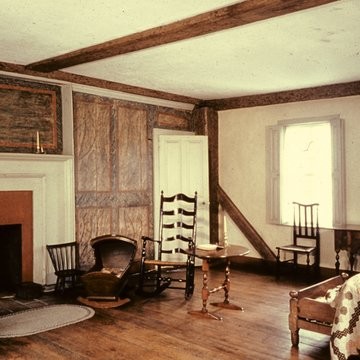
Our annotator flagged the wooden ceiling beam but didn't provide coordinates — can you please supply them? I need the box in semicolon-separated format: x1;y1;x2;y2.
3;61;358;110
0;61;200;105
199;81;360;110
26;0;337;72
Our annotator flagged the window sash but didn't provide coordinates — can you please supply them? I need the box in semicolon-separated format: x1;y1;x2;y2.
266;115;345;228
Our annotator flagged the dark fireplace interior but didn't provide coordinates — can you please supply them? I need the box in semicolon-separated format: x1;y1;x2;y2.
0;224;22;291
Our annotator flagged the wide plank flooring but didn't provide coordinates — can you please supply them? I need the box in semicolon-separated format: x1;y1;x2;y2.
0;267;332;360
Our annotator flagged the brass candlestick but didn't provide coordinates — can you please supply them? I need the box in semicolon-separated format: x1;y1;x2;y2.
35;131;45;154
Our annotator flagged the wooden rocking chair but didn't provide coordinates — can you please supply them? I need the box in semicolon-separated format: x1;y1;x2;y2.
138;191;197;300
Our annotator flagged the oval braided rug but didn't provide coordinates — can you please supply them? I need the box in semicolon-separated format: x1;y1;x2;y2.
0;304;95;338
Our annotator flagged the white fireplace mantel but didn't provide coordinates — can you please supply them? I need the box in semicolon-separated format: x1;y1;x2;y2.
0;153;75;285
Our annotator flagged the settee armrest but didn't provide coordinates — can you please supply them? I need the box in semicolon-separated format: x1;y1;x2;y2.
294;273;348;300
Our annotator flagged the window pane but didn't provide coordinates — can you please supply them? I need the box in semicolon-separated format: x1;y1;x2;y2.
281;122;332;227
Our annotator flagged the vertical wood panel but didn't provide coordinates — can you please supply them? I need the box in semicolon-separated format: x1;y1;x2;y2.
74;98;112;192
73;92;192;268
76;207;112;268
117;106;148;192
118;206;150;257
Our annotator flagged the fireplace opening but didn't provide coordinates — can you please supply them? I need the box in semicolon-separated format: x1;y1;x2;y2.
0;224;22;291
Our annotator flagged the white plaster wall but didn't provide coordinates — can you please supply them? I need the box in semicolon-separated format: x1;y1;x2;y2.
219;95;360;270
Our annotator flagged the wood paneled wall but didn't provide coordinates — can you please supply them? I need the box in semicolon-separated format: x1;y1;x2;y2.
73;93;193;268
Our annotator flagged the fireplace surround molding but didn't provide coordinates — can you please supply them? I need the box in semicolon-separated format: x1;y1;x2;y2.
0;153;75;285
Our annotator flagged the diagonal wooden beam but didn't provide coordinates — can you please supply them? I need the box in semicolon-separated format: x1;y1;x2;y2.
26;0;337;72
218;185;276;261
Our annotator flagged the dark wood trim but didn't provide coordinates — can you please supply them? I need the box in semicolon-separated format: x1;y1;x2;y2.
191;107;219;244
218;185;276;261
2;61;359;110
200;81;360;110
0;61;199;105
26;0;336;72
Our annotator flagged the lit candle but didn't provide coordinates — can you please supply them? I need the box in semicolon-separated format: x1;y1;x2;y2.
36;131;40;151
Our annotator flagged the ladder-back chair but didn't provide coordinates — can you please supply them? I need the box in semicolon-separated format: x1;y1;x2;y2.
138;191;197;300
276;202;320;279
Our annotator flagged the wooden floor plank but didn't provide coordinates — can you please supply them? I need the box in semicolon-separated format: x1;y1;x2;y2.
0;268;331;359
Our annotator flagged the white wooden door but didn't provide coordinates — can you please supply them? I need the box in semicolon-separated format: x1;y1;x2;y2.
156;134;210;249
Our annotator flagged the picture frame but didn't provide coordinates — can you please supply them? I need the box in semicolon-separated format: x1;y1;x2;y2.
0;75;62;154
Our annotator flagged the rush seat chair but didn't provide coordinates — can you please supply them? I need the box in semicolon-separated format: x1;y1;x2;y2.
276;202;320;279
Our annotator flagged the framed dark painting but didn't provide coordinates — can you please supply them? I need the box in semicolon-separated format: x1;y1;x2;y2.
0;75;62;154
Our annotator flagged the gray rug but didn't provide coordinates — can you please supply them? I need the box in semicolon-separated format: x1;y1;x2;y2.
0;304;95;338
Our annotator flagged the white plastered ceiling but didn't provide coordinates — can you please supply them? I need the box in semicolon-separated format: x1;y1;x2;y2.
0;0;359;100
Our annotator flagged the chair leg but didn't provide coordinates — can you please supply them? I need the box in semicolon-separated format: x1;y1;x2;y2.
185;262;195;300
156;265;162;291
276;249;281;280
71;275;78;290
55;277;60;293
136;264;170;297
306;254;311;277
56;276;65;293
137;258;145;294
59;276;65;293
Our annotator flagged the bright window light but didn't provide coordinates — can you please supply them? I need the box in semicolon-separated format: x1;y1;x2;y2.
280;122;332;227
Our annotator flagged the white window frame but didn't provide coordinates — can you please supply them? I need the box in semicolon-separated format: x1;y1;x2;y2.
266;114;346;228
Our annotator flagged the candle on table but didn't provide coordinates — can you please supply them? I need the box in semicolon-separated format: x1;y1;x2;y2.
224;214;228;245
36;131;40;151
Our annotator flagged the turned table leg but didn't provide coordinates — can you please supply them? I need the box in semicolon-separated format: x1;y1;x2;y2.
188;259;222;320
211;260;244;311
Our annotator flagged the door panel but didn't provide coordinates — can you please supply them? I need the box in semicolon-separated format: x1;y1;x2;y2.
158;135;209;248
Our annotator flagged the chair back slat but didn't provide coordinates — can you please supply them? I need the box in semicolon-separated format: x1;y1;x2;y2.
138;191;197;299
276;202;320;279
46;241;79;272
292;202;319;244
158;191;197;260
46;241;84;293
